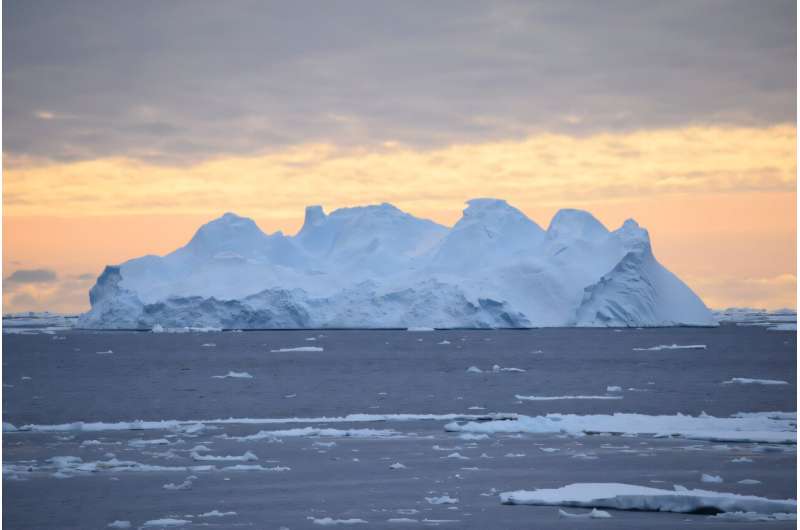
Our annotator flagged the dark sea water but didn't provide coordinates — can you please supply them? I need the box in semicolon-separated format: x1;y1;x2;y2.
2;325;796;529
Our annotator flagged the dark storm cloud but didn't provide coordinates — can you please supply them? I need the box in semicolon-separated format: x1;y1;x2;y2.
3;0;795;163
5;268;58;284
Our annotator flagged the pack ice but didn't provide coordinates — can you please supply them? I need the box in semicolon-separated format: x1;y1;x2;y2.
78;199;715;329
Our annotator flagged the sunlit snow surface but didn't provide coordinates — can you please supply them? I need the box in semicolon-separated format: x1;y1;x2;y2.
3;324;795;528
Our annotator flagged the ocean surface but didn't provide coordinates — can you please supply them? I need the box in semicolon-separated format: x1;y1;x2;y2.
2;324;796;529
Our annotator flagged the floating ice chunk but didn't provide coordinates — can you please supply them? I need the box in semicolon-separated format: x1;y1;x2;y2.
387;518;417;523
466;366;482;374
163;478;194;490
407;327;434;332
539;447;559;453
709;511;796;521
198;510;237;517
190;450;257;462
107;522;131;529
95;350;113;355
80;439;102;447
558;508;612;519
722;378;788;385
221;464;289;472
211;371;253;379
701;474;723;483
606;386;622;392
445;412;796;444
306;337;317;341
128;438;172;448
152;324;164;333
141;519;190;527
308;517;368;525
504;453;525;458
389;462;407;470
632;344;706;351
500;483;796;515
200;343;216;347
270;346;324;352
438;340;451;345
492;365;525;373
516;394;622;401
738;479;762;485
443;452;469;460
732;457;753;463
223;427;400;441
426;496;459;505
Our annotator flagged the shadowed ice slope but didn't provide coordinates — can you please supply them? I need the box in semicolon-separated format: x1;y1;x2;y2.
79;200;715;329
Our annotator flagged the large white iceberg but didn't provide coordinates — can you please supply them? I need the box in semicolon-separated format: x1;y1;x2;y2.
78;199;715;329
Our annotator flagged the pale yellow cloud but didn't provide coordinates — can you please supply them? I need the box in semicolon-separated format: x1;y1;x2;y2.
3;125;795;219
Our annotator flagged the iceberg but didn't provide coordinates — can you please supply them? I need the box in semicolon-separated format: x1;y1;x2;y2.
79;199;715;329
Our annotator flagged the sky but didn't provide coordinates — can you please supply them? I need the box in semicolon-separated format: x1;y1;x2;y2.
2;0;797;314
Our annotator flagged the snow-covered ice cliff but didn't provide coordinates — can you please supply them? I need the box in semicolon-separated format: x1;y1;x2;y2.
79;199;715;329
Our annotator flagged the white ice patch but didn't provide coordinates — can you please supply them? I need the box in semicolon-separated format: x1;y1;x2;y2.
221;427;400;441
558;508;612;519
709;511;796;522
722;378;789;385
190;450;257;462
633;344;707;351
701;473;723;483
107;522;131;529
606;386;622;392
211;371;253;379
426;496;459;505
445;411;796;444
198;510;237;517
308;517;368;525
500;483;796;515
270;346;324;352
5;412;512;434
516;394;622;401
389;462;407;470
141;519;191;527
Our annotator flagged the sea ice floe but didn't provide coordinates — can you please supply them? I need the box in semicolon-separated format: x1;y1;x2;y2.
211;371;253;379
4;412;514;434
499;483;796;515
307;517;368;525
198;510;237;517
709;511;796;521
190;450;257;461
722;378;789;385
389;462;407;470
270;346;324;352
444;411;796;444
606;386;622;392
426;496;459;505
221;427;400;441
731;457;753;463
558;508;612;519
141;519;191;527
632;344;707;351
701;473;723;483
738;479;762;485
107;521;131;529
515;394;622;401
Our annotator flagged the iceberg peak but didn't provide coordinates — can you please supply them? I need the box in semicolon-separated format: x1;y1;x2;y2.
547;209;609;241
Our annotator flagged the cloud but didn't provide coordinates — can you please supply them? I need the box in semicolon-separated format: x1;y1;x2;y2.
4;125;795;218
3;1;795;163
4;268;58;284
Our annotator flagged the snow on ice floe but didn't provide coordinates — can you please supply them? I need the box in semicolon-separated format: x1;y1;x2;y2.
632;344;707;351
558;508;612;519
3;412;515;434
500;483;796;516
78;201;716;329
270;346;324;352
307;517;367;525
190;450;257;461
722;377;789;385
198;510;237;517
211;371;253;379
701;473;723;483
516;394;622;401
445;411;796;444
426;496;459;505
141;519;191;527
